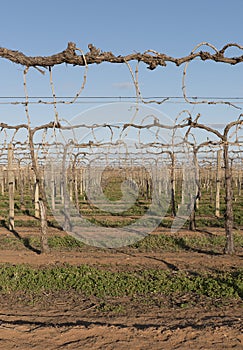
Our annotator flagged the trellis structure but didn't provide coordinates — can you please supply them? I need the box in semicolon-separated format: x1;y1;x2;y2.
0;42;242;253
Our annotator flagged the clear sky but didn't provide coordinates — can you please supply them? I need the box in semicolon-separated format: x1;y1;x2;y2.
0;0;243;134
1;0;242;56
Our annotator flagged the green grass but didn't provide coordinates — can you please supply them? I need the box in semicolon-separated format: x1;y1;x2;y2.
47;235;85;249
0;264;242;299
0;233;242;252
133;232;243;252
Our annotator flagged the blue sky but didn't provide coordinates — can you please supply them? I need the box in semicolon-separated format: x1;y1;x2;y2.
1;0;242;55
0;0;243;135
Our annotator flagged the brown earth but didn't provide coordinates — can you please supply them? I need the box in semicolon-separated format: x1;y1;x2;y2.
0;226;242;350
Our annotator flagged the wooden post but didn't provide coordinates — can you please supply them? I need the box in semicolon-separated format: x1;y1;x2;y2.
189;193;196;231
17;161;25;210
209;164;213;204
74;167;80;212
3;166;7;195
237;165;242;197
181;166;185;205
68;167;73;202
60;179;64;205
79;168;83;196
170;152;176;217
192;148;201;210
0;166;4;195
62;148;72;232
39;200;48;252
8;143;15;231
34;174;40;218
223;143;235;254
51;162;55;210
215;150;222;218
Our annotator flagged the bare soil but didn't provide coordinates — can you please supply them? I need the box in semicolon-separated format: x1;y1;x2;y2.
0;226;242;349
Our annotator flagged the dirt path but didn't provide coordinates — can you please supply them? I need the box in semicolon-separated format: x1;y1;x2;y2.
0;248;242;274
0;303;242;349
